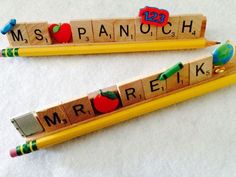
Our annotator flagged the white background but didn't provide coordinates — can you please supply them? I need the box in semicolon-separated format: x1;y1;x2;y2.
0;0;236;176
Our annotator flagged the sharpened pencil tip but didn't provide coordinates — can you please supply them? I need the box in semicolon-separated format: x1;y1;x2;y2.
207;41;221;46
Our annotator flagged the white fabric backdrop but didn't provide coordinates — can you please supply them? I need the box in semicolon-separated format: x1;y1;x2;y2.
0;0;236;176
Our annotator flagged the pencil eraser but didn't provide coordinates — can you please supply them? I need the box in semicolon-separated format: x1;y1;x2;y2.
10;149;17;158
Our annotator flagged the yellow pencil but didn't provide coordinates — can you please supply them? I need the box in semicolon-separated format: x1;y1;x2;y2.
1;38;220;57
10;71;236;157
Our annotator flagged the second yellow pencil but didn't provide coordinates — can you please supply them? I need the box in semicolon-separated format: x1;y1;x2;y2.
10;71;236;157
1;38;219;57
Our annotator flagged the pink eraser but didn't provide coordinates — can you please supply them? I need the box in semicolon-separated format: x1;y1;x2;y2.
10;149;17;158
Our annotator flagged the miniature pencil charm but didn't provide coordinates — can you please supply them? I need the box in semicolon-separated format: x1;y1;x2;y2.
159;62;184;80
1;19;16;35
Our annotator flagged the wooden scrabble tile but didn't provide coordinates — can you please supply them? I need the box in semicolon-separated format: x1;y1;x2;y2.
156;16;180;39
166;63;190;92
88;86;122;115
118;80;145;106
26;22;52;45
70;20;94;43
200;16;207;37
114;19;135;42
135;18;156;41
141;72;166;99
178;14;204;39
189;55;213;84
6;23;30;46
36;105;71;132
11;112;44;137
62;96;95;124
92;19;114;42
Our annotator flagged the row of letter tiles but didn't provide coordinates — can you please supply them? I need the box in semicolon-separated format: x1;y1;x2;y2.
12;55;212;136
7;15;204;46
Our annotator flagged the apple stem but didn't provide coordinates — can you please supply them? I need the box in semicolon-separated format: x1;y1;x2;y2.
99;89;104;96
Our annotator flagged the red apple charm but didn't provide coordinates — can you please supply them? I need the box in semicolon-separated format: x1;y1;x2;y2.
93;90;120;114
49;23;72;43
